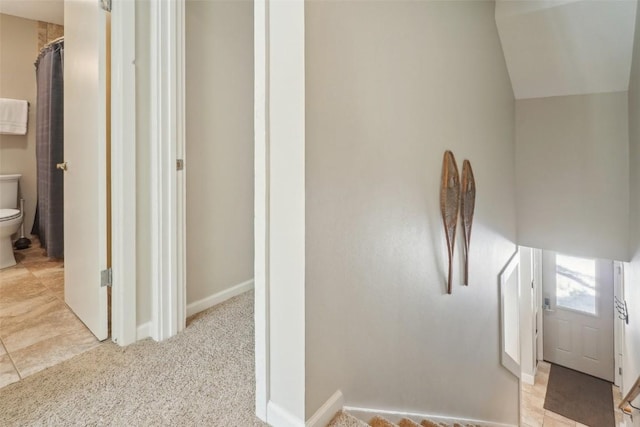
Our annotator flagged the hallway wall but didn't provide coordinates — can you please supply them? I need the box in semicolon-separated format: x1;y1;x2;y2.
0;13;39;235
305;1;518;423
624;2;640;423
516;92;630;262
185;0;254;308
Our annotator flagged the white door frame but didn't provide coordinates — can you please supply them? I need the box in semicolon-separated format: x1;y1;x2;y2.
109;0;137;347
150;0;290;424
534;249;543;363
65;0;137;346
148;0;187;342
147;0;270;421
614;261;624;388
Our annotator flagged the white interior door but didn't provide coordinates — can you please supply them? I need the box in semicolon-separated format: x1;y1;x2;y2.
542;251;614;381
62;0;108;340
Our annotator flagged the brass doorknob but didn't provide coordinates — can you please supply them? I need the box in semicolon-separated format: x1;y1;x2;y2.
56;162;68;171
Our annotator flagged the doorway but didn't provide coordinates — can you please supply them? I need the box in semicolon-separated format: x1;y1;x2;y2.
542;251;614;382
1;239;100;387
183;0;255;324
54;0;137;348
0;3;110;389
0;0;138;389
519;248;623;426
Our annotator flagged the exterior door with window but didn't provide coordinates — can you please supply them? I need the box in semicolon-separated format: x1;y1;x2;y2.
542;251;614;381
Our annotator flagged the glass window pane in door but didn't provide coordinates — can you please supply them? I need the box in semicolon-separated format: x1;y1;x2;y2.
555;254;596;315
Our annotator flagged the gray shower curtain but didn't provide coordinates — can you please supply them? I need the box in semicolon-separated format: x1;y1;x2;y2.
32;40;64;258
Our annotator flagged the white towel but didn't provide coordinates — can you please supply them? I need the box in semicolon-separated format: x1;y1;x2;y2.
0;98;29;135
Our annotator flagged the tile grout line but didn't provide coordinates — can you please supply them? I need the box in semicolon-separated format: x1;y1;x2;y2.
34;267;65;305
0;336;23;380
522;361;625;427
0;239;99;389
23;259;103;339
0;263;34;382
20;248;68;314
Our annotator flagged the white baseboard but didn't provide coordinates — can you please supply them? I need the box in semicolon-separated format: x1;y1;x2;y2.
186;279;254;317
306;390;344;427
267;400;305;427
136;280;254;342
344;405;517;427
136;321;152;341
521;372;535;385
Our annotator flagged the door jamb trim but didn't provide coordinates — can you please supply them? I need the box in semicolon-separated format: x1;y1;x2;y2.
149;1;269;422
149;0;187;342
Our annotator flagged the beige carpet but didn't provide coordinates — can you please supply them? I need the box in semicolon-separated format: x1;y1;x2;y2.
328;410;481;427
329;411;369;427
0;291;267;427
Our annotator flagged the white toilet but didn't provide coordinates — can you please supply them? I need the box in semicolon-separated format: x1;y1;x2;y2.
0;174;23;270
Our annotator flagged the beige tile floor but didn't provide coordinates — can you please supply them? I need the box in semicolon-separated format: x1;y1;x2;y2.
521;361;626;427
0;238;100;389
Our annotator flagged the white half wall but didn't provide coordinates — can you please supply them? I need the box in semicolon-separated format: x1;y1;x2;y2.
305;1;518;424
516;91;630;262
185;0;254;305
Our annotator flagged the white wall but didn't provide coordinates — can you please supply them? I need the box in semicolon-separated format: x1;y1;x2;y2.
516;92;630;262
185;0;254;306
305;1;518;424
0;13;38;234
623;2;640;423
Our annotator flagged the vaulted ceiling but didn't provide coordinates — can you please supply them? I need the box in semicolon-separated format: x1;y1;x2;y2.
495;0;638;99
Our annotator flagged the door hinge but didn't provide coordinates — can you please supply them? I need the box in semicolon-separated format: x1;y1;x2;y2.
99;0;112;12
177;159;184;171
620;367;623;375
101;268;112;287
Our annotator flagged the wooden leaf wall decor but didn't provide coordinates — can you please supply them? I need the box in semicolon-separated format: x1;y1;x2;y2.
461;160;476;286
440;150;460;294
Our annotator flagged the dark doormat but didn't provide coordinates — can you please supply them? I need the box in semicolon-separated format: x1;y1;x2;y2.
544;363;615;427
